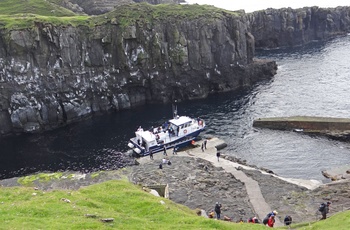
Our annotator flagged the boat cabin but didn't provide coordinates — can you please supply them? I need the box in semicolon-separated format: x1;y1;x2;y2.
129;115;205;155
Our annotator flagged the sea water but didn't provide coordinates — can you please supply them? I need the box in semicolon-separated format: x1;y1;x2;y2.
1;36;350;181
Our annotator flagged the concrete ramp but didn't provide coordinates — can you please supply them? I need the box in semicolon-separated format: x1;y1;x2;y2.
178;137;284;226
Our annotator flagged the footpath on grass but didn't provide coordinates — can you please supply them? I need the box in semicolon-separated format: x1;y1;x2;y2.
137;137;322;227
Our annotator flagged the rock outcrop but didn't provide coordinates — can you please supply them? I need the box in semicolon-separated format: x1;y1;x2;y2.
248;6;350;48
0;4;277;136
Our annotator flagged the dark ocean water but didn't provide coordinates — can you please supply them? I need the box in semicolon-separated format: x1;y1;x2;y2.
1;35;350;181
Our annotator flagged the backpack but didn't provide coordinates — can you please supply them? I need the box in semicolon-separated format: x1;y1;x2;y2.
263;217;269;225
284;215;292;225
319;203;326;212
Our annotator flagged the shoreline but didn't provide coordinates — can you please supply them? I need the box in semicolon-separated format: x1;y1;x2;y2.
1;137;350;224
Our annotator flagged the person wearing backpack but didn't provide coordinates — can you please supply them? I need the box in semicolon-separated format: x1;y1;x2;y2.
319;202;331;220
263;210;278;225
284;215;292;226
267;214;275;227
214;202;222;220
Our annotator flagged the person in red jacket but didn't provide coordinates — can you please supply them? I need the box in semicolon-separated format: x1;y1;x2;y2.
267;214;275;227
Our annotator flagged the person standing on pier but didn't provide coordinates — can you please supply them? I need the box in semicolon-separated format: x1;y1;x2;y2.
173;146;177;155
149;150;153;160
163;146;167;156
216;152;221;162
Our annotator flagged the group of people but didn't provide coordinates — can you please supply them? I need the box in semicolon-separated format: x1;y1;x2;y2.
208;202;222;219
208;202;332;227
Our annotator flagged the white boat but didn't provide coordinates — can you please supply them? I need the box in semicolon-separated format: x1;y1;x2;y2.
127;105;205;157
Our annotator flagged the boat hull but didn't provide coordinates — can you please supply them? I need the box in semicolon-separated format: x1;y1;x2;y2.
129;128;203;157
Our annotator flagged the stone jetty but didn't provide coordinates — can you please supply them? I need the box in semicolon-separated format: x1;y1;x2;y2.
253;116;350;132
253;116;350;140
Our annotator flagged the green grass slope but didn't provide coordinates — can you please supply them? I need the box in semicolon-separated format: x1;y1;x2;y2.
0;178;349;229
289;210;350;230
0;0;75;16
0;180;266;230
0;2;241;29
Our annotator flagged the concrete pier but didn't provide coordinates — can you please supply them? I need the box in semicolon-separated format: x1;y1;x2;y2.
253;116;350;133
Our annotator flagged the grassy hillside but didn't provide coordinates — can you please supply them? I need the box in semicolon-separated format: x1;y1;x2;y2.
0;179;263;230
0;1;240;29
0;178;349;229
0;0;76;16
99;3;240;27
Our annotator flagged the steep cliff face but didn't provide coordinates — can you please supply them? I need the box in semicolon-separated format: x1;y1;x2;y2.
248;6;350;48
0;5;277;136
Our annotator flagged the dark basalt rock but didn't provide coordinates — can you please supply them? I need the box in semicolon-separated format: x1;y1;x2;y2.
248;6;350;48
0;6;277;137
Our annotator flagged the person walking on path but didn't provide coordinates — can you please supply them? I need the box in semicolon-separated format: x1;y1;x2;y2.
201;142;204;152
216;152;221;162
319;202;331;220
284;215;292;227
214;202;222;220
204;139;207;149
267;214;275;227
149;150;153;160
173;146;177;155
163;146;167;156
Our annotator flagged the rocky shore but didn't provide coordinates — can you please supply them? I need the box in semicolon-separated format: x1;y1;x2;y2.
129;152;350;224
1;148;350;225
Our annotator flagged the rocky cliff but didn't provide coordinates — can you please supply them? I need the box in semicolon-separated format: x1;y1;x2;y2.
0;4;277;136
248;6;350;48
